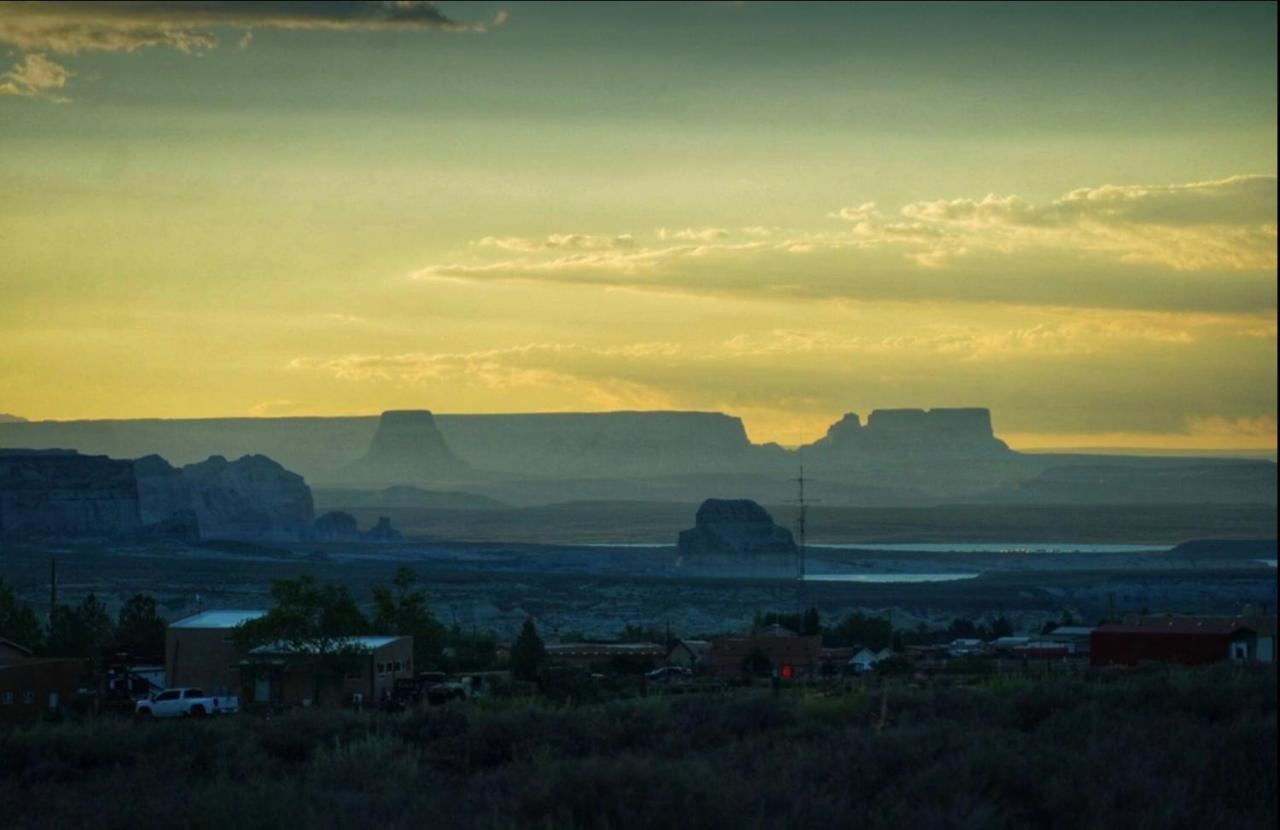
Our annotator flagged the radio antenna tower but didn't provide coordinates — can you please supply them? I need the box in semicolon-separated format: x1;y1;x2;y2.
790;463;820;630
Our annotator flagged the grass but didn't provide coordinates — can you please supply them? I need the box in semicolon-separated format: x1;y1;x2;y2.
0;663;1274;829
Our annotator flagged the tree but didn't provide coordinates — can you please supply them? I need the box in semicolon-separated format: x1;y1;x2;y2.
372;567;445;669
827;611;893;650
444;625;497;672
115;594;166;657
801;606;821;636
235;575;370;703
0;579;44;653
741;647;774;678
990;616;1014;639
46;594;114;660
510;617;546;682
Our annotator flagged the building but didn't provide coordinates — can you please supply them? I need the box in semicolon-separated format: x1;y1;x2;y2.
166;610;266;695
0;654;84;724
666;639;711;670
1125;614;1276;664
243;635;414;707
1090;621;1257;667
545;642;665;672
0;638;34;662
707;634;823;678
1011;642;1070;659
1045;626;1096;655
849;647;894;674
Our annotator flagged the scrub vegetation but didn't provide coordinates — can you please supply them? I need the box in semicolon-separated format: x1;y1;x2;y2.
1;663;1273;829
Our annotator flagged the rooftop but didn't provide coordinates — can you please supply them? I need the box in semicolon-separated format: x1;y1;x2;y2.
1048;627;1096;637
250;636;406;655
170;610;266;629
1094;622;1252;636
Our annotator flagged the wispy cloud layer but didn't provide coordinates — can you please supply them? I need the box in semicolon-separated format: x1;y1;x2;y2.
410;175;1277;310
0;1;483;100
0;1;470;54
883;174;1278;271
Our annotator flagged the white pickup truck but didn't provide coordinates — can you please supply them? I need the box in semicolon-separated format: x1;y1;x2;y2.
135;688;240;718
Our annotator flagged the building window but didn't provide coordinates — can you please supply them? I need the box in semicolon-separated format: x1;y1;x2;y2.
376;663;385;675
21;691;34;704
1;692;12;705
406;659;412;672
393;661;402;672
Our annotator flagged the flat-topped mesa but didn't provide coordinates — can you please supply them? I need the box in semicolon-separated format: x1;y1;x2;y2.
0;449;142;537
811;407;1010;456
676;498;798;559
337;409;471;486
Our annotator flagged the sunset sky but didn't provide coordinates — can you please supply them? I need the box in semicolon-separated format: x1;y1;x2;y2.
1;1;1276;448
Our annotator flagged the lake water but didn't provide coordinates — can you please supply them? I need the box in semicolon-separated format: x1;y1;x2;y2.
803;572;981;584
808;543;1169;554
582;542;1169;553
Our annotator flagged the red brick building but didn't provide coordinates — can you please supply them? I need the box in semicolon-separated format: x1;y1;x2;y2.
0;654;84;724
707;633;823;678
1090;621;1256;667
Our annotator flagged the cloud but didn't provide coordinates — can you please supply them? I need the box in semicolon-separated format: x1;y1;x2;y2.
885;174;1278;271
658;227;731;242
407;175;1276;312
475;233;637;253
0;52;72;101
493;9;510;27
287;342;682;409
0;1;475;55
0;1;487;101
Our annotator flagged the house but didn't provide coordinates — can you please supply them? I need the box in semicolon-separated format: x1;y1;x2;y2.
242;635;414;707
1090;621;1257;667
666;639;711;670
819;646;855;674
1011;642;1070;659
1045;626;1095;655
0;656;84;724
992;636;1031;651
947;638;986;657
707;634;823;678
545;642;665;672
0;638;33;663
849;647;881;674
166;610;266;695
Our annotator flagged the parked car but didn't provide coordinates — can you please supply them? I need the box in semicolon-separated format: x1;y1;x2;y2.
135;688;240;718
645;666;693;683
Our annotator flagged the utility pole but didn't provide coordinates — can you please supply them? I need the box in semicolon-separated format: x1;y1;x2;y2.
48;556;57;624
792;464;809;581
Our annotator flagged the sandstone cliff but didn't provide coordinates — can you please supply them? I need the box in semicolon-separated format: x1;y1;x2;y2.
182;454;315;539
0;449;141;537
807;408;1011;458
676;498;798;560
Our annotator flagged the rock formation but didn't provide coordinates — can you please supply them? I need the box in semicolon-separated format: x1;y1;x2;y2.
0;449;142;537
314;510;360;540
336;410;471;486
1;449;316;540
676;499;798;559
364;516;402;541
182;454;315;539
808;408;1011;457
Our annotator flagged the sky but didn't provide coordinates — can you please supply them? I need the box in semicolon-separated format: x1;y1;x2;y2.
0;1;1276;449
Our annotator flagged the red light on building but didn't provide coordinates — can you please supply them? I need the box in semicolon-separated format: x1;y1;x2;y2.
780;664;794;679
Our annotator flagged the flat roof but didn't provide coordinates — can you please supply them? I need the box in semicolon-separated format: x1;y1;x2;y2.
250;636;405;654
170;610;266;629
